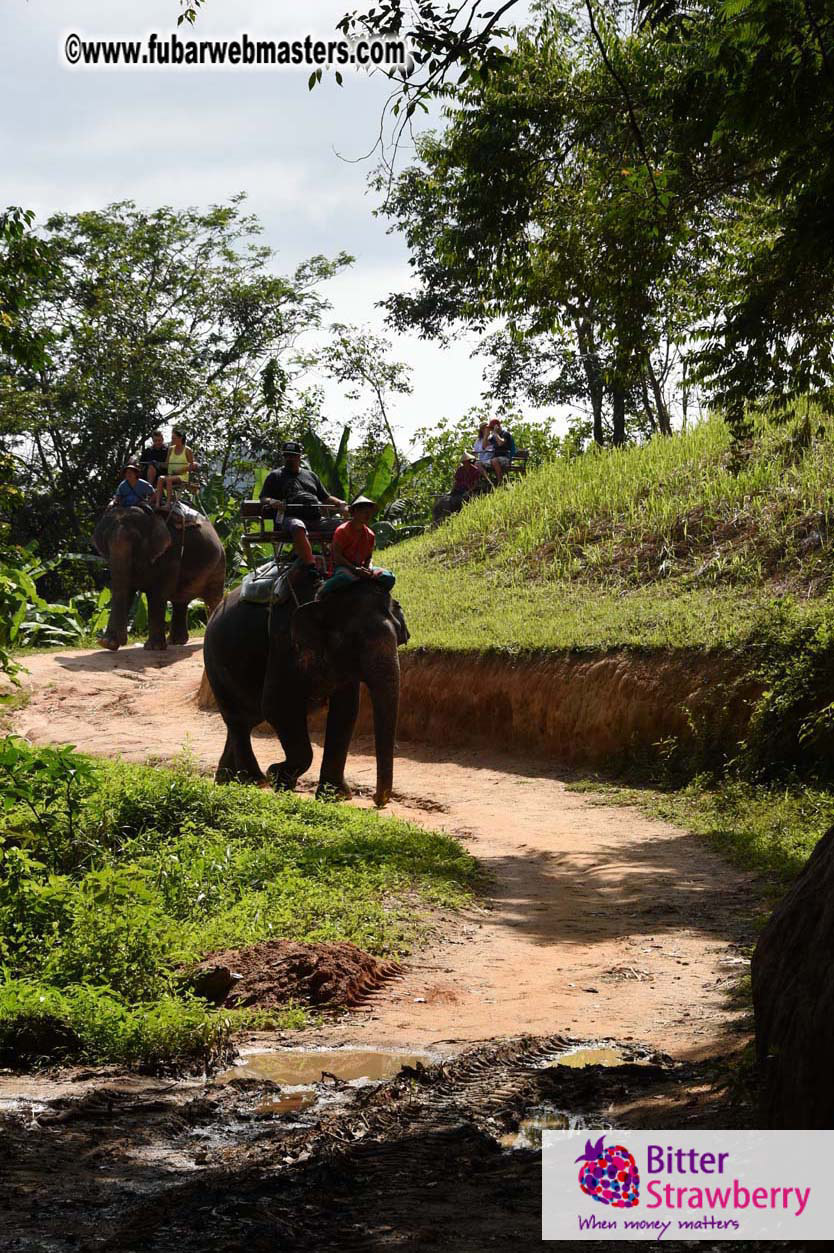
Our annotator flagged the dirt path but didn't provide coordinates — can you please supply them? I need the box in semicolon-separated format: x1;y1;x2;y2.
12;643;754;1060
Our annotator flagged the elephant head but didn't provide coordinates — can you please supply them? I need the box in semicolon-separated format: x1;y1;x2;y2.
291;587;407;806
93;505;172;649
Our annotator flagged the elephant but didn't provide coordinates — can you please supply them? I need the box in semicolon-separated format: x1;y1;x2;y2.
432;479;493;526
93;504;226;651
202;568;409;807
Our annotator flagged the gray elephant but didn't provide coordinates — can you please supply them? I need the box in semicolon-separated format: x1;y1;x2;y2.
202;569;408;807
432;479;493;526
93;505;226;651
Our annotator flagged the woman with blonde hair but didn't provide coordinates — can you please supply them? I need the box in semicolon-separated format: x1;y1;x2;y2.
155;428;197;506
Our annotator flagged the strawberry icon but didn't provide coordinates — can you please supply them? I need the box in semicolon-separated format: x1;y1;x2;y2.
576;1135;639;1208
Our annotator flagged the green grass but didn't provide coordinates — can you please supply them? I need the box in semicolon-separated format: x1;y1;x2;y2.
394;409;834;654
0;741;475;1070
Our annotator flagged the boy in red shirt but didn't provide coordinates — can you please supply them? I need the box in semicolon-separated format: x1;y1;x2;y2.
319;496;395;597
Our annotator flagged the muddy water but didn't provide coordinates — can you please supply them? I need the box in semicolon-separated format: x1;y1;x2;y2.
499;1046;627;1150
546;1045;628;1069
218;1047;435;1087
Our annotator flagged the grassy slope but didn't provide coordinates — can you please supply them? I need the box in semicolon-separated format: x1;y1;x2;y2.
395;412;834;653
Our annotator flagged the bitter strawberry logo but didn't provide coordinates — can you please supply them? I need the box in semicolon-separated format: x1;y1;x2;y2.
576;1136;640;1208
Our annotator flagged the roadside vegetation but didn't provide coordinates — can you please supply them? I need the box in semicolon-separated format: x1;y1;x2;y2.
0;738;475;1070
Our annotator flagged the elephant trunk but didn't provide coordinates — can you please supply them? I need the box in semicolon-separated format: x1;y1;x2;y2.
364;642;400;808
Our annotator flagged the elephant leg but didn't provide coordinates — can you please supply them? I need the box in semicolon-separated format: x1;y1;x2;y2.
265;692;314;792
144;588;167;651
317;682;360;801
169;603;189;646
216;722;264;785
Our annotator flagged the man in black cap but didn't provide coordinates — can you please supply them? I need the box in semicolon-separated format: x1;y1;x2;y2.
259;441;348;580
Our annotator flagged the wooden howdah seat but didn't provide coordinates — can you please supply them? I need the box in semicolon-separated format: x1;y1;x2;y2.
240;501;339;575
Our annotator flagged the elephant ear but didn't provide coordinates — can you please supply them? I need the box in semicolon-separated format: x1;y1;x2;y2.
92;513;115;557
389;599;410;647
148;515;173;564
291;601;327;656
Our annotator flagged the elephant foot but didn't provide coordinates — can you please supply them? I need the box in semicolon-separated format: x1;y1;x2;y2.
374;788;392;809
267;763;298;792
97;635;120;652
144;637;167;651
168;633;189;647
316;780;352;803
216;766;267;787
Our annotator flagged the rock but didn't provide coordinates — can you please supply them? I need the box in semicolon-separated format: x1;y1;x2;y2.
752;823;834;1127
183;964;242;1005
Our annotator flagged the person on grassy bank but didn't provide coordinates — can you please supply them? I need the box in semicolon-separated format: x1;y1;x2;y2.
489;418;516;483
452;450;489;500
318;496;395;598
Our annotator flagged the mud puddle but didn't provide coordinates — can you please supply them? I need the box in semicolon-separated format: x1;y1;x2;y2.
218;1046;436;1087
0;1035;754;1252
542;1044;629;1069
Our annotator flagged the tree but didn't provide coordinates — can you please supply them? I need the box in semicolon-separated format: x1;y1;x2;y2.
317;324;413;475
375;17;708;444
0;198;351;552
343;0;834;423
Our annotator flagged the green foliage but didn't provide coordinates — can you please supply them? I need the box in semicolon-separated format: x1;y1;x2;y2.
0;198;352;558
0;207;53;371
738;601;834;785
0;979;233;1071
0;737;97;873
0;744;475;1068
301;423;432;539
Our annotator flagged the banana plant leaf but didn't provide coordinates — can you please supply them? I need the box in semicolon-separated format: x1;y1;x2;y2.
251;465;271;498
302;427;350;499
360;443;398;505
371;453;434;513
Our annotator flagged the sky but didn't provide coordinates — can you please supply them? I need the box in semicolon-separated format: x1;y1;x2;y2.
0;0;539;450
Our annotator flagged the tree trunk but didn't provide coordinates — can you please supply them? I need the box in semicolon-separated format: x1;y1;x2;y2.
575;318;605;446
647;358;672;436
611;383;626;446
640;374;658;434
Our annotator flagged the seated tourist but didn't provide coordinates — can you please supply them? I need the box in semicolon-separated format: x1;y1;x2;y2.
139;430;168;485
488;418;516;482
154;428;197;507
112;464;154;508
318;496;395;597
472;420;496;472
259;440;348;584
451;450;488;499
